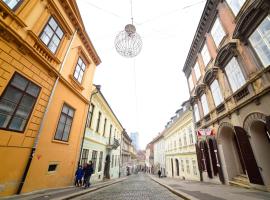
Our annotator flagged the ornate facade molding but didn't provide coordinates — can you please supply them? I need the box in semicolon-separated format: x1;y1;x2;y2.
214;42;237;69
233;0;270;42
195;83;207;97
216;121;234;143
243;112;266;131
203;67;219;85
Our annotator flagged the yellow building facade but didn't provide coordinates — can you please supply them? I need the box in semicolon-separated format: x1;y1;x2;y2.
0;0;100;196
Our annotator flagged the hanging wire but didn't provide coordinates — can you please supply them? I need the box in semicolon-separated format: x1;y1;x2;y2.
132;58;139;131
130;0;134;24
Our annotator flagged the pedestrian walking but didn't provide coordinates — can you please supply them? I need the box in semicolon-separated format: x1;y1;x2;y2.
83;161;94;188
75;165;84;187
158;169;161;178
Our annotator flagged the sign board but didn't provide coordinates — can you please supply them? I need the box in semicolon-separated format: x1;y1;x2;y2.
197;128;214;136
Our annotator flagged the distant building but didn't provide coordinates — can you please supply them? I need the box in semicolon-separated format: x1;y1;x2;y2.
130;132;139;150
152;133;165;176
145;142;154;173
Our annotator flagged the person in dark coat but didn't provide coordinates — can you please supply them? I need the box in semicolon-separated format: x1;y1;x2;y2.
83;161;94;188
158;169;161;178
75;165;84;186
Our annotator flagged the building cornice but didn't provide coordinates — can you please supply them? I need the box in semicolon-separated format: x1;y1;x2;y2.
182;0;220;76
214;42;237;69
59;0;101;66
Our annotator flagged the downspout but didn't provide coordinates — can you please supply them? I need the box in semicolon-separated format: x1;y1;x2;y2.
119;130;124;178
77;85;100;168
17;30;77;194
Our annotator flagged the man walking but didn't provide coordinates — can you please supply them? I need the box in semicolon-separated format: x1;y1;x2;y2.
83;161;94;188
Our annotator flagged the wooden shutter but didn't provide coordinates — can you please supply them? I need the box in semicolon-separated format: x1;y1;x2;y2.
196;143;203;181
266;116;270;143
212;138;225;184
234;126;264;185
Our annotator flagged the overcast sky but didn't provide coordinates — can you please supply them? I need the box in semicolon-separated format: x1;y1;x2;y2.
77;0;206;149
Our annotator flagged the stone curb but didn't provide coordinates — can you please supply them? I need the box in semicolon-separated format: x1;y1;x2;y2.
149;175;199;200
51;178;126;200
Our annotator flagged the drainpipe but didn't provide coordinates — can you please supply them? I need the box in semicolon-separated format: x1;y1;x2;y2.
77;85;100;168
118;129;124;178
17;30;77;194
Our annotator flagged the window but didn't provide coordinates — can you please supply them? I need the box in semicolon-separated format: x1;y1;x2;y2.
189;132;194;144
48;164;57;172
98;151;103;172
81;149;89;166
3;0;22;10
193;104;200;122
227;0;245;16
73;57;86;83
192;160;198;175
225;57;246;92
188;74;194;91
86;103;95;128
211;18;226;46
54;104;74;141
186;160;190;174
96;111;101;133
181;160;184;172
210;80;223;106
103;118;107;136
194;62;201;81
115;155;117;167
201;44;211;66
184;133;187;146
111;155;114;168
91;150;98;173
40;17;64;53
0;73;40;132
179;138;182;147
249;16;270;67
174;140;176;149
201;94;209;115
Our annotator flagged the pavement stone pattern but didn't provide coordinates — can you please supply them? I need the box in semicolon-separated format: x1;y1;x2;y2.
74;173;182;200
151;175;270;200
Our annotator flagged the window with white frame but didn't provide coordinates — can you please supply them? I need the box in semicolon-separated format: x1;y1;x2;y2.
179;137;182;147
201;44;211;66
193;104;200;122
194;62;201;81
211;18;226;46
73;57;86;84
3;0;22;10
249;16;270;68
189;132;194;144
40;17;64;54
201;94;209;115
186;160;190;174
181;159;184;172
184;133;187;146
225;57;246;92
227;0;245;16
192;159;198;175
210;80;223;106
188;74;194;91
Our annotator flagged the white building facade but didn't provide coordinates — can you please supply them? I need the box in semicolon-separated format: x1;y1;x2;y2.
153;134;166;176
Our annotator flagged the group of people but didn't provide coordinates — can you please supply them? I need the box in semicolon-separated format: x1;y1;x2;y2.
75;161;94;188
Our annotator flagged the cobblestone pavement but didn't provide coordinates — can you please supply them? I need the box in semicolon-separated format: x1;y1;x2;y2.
74;173;182;200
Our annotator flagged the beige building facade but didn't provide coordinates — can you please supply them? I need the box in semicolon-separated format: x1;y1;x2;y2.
183;0;270;191
164;102;200;181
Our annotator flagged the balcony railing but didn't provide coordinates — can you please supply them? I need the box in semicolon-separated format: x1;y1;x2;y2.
106;137;120;150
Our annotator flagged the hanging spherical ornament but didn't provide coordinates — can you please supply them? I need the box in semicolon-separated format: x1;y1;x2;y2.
115;24;142;58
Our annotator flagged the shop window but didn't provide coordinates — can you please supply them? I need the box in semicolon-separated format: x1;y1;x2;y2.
0;73;40;132
81;149;89;166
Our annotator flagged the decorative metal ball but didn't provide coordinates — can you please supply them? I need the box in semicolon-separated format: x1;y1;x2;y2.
115;24;142;58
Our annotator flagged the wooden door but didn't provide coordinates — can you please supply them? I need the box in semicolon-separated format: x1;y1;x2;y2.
212;138;225;184
234;126;264;185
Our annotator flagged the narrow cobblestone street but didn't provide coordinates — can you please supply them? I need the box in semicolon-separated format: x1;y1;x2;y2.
73;173;182;200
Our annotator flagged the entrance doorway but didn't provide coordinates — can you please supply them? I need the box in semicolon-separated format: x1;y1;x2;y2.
171;158;174;177
175;159;179;176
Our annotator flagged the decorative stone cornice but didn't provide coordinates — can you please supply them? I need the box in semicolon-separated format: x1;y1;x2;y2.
59;0;101;66
195;83;207;97
189;95;198;105
233;0;270;42
214;42;237;69
182;0;220;76
203;67;219;85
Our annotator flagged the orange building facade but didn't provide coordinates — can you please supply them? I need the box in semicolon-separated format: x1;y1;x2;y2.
0;0;100;196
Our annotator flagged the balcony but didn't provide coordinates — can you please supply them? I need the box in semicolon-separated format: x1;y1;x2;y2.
106;137;120;150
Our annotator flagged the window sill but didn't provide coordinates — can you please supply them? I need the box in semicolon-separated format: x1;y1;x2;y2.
52;139;69;145
69;75;85;91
